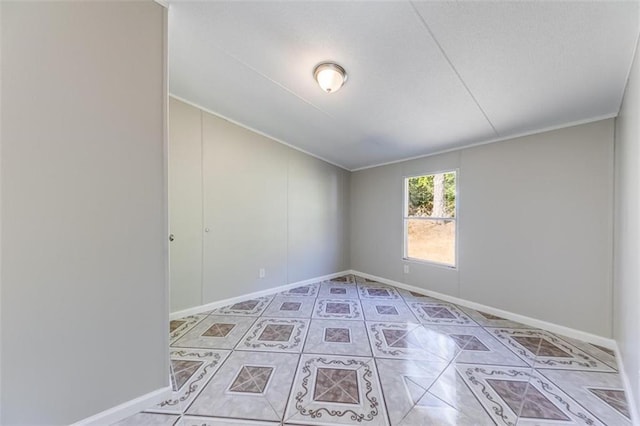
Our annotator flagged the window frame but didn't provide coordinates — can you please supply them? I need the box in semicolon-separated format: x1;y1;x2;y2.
402;169;459;269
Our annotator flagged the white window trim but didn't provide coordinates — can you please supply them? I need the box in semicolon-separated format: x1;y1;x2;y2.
402;169;459;269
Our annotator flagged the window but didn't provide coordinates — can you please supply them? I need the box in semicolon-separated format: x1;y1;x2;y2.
403;171;457;267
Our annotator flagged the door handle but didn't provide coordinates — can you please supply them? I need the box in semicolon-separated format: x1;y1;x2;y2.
169;234;175;242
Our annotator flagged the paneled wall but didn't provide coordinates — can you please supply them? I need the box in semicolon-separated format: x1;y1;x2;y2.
169;97;350;312
614;34;640;414
1;2;168;423
351;120;614;337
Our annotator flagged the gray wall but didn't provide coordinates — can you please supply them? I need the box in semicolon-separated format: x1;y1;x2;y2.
614;36;640;413
1;2;168;424
351;120;614;337
169;98;350;312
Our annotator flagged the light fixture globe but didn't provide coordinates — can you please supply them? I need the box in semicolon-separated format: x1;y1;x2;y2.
313;62;347;93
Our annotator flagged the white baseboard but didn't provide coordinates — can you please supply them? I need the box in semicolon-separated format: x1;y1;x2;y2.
614;344;640;426
349;269;616;350
170;270;351;320
71;386;172;426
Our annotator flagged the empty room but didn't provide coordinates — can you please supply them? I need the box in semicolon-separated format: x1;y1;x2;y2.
1;1;639;425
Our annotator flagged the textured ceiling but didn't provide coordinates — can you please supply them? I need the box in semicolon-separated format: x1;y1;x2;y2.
169;1;639;170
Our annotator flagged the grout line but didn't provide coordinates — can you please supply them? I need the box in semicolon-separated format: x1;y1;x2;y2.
370;357;394;426
512;338;543;424
280;353;304;424
166;273;627;425
453;367;499;425
536;369;611;426
409;1;499;137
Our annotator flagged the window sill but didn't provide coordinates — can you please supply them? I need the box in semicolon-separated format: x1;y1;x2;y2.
402;257;458;271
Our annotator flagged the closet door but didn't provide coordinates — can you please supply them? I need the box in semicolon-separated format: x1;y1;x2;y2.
168;98;203;311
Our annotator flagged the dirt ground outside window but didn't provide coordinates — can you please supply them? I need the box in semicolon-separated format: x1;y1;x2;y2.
406;220;455;265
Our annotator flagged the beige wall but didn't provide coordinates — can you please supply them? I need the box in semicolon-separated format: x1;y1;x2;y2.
1;2;168;424
169;98;350;312
614;35;640;415
351;119;614;337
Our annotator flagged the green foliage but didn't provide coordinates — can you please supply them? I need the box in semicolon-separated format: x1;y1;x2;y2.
407;172;456;217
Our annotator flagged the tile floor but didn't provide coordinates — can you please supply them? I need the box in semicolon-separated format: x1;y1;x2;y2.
116;275;631;425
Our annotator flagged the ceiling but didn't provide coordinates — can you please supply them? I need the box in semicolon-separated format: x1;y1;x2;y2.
168;1;639;171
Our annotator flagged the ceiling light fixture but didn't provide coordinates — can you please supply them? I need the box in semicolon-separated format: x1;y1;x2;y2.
313;62;347;94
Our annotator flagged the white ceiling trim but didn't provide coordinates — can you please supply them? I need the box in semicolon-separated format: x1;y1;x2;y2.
350;112;617;172
169;1;637;171
172;93;615;173
169;94;350;171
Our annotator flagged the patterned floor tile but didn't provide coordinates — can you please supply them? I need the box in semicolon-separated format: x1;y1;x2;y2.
366;322;458;362
207;296;274;317
112;412;179;426
375;357;449;424
491;328;616;372
354;275;384;285
278;283;320;298
261;296;316;318
181;417;279;426
459;305;532;328
538;368;632;425
425;324;529;367
360;300;419;323
357;283;402;301
325;274;357;285
146;349;229;415
186;351;299;422
171;315;257;349
318;281;360;299
130;276;633;425
457;364;604;425
170;315;207;344
284;354;388;426
313;298;363;321
398;365;495;425
235;317;309;352
396;288;441;303
304;319;372;357
559;335;619;371
406;301;477;326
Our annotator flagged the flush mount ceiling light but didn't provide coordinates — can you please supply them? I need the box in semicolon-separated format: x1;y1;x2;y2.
313;62;347;93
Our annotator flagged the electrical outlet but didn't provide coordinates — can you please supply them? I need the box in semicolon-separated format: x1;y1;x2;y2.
259;268;265;279
403;264;410;274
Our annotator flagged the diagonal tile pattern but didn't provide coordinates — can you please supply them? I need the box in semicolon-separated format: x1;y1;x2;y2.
119;274;631;425
492;328;617;372
313;368;360;404
236;318;308;352
201;323;235;337
449;334;489;351
324;327;351;343
229;366;274;393
486;378;570;421
589;389;630;419
171;360;203;391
